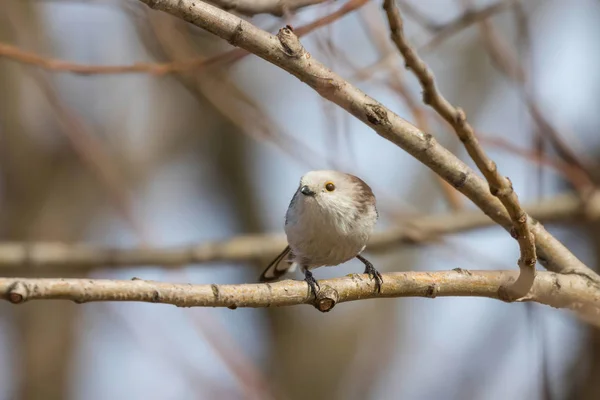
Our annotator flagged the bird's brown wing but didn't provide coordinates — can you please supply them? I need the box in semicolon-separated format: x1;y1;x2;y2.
259;245;293;282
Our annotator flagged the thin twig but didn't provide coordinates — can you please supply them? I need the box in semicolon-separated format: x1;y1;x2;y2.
207;0;328;17
2;271;600;325
383;0;537;297
0;41;213;75
357;4;464;211
418;0;513;53
478;135;592;191
472;2;598;187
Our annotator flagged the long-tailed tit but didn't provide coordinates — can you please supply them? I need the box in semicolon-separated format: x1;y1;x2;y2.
260;170;382;296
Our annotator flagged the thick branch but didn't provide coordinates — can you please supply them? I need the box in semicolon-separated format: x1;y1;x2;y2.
2;271;599;323
383;0;536;296
2;191;599;271
134;0;599;284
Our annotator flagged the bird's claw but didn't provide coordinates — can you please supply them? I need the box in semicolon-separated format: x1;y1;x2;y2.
364;262;383;293
304;270;321;298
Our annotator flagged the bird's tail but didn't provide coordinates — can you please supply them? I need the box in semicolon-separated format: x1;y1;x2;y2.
259;246;295;282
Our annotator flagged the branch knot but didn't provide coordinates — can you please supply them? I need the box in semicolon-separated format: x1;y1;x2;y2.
277;26;305;57
7;281;28;304
314;286;339;312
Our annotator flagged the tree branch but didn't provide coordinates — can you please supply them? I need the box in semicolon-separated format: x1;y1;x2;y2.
207;0;327;17
133;0;598;284
1;190;599;271
2;270;600;324
383;0;536;297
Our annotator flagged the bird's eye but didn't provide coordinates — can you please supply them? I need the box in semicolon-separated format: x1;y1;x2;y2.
325;182;335;192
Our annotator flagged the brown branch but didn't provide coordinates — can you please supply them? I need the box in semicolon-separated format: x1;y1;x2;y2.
383;0;537;297
478;135;593;191
0;40;219;75
207;0;328;17
2;270;600;324
1;190;599;271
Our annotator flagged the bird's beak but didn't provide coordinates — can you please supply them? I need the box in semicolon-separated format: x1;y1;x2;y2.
300;185;316;196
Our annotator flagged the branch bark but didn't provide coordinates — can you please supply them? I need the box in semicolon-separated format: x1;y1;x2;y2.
2;270;600;324
1;190;599;271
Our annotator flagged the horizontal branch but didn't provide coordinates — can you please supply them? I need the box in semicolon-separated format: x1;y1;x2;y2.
135;0;599;284
1;191;598;271
0;41;202;75
2;270;600;324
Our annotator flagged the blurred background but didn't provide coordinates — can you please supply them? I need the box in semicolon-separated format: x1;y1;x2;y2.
1;0;600;399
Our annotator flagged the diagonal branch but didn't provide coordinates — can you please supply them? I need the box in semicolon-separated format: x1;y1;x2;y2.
383;0;536;297
2;270;600;325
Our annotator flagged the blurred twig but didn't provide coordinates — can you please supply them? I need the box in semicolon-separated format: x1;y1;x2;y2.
417;0;513;53
206;0;328;16
0;0;368;76
145;10;327;169
0;40;213;74
478;135;592;191
383;0;536;297
2;10;150;240
137;13;278;400
358;3;464;211
406;0;598;188
36;0;328;16
1;189;599;270
474;2;597;182
2;270;600;326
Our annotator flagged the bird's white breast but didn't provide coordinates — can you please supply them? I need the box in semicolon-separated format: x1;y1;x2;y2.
284;194;377;268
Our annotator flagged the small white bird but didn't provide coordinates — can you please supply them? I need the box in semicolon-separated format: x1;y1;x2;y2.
260;170;382;296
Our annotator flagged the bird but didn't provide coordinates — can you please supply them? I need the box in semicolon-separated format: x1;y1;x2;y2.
259;170;382;297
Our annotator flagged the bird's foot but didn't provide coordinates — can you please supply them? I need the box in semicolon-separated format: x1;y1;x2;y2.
303;269;321;298
359;256;383;293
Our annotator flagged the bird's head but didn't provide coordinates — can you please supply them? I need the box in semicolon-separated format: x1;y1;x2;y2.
297;170;375;214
